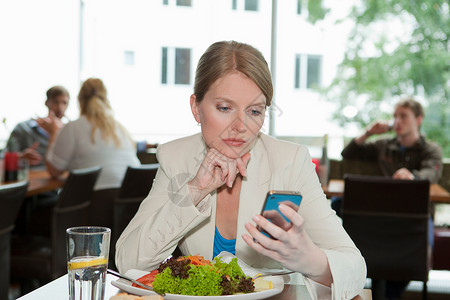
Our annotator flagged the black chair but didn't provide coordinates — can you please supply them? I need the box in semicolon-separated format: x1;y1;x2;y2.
342;174;431;300
11;166;101;289
0;181;28;300
89;188;120;229
111;164;159;269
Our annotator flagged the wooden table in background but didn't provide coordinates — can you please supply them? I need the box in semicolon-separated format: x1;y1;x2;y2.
323;179;450;204
26;169;67;197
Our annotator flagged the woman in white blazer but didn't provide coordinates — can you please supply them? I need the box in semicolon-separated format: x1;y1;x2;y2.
116;41;366;299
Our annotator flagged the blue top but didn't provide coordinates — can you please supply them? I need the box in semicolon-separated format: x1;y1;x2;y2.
213;226;236;258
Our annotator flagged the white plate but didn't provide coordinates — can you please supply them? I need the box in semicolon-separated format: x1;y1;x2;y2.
111;253;284;300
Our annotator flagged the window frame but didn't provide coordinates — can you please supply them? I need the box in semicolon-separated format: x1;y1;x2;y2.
161;46;192;85
294;54;322;90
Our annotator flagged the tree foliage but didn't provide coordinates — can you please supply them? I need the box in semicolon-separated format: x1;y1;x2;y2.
321;0;450;157
306;0;329;24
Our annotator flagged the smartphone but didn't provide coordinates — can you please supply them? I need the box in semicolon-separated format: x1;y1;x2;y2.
258;190;302;239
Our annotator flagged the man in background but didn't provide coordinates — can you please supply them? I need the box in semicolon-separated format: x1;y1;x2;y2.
6;85;70;168
7;85;70;235
341;97;442;183
337;96;443;300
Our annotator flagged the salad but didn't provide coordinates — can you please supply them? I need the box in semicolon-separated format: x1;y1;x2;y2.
132;255;256;296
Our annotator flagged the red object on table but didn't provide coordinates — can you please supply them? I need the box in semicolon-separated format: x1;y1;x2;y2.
4;152;19;181
312;158;320;174
132;269;159;288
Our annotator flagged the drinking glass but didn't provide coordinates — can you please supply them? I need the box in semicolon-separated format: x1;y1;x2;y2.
66;226;111;300
17;158;29;181
4;151;18;182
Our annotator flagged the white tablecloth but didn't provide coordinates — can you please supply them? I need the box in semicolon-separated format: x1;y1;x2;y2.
18;274;120;300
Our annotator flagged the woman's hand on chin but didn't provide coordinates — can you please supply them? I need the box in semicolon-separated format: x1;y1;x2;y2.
188;148;250;205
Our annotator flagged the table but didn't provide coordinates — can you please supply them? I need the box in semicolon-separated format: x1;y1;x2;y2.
26;169;67;197
18;273;372;299
324;179;450;204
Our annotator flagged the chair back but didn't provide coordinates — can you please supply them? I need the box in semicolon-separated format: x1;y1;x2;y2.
0;181;28;299
112;164;159;265
117;163;159;199
51;166;101;278
342;174;430;282
114;164;159;234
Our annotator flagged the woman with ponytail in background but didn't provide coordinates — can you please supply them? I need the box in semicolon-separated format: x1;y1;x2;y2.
46;78;140;230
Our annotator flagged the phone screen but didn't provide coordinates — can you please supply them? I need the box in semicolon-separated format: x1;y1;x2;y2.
258;190;302;239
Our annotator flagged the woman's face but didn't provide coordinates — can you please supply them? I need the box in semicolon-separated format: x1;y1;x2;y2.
190;71;266;159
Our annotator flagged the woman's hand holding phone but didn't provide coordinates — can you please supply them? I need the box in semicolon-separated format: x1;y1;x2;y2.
242;198;332;286
256;191;301;237
261;200;300;232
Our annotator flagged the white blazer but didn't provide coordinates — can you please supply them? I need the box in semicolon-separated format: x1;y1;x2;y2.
116;133;366;299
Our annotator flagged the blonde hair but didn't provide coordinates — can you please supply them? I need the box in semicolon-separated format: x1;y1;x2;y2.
194;41;273;106
78;78;132;147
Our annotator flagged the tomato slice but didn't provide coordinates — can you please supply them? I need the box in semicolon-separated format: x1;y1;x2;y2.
132;269;159;288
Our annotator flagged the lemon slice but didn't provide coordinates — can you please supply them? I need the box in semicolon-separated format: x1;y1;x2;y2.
68;257;108;270
253;277;273;292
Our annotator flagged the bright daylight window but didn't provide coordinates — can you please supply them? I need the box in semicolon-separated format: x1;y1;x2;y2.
306;55;322;88
0;0;353;150
176;0;192;7
297;0;302;15
245;0;259;11
175;48;191;85
294;54;323;90
161;47;191;85
161;47;168;84
124;51;135;66
163;0;191;6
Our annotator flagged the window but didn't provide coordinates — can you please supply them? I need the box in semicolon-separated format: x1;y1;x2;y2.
232;0;237;10
161;47;191;85
297;0;302;15
175;48;191;84
232;0;258;12
307;55;321;88
124;51;135;66
163;0;191;6
294;54;322;89
161;47;168;84
245;0;258;11
176;0;191;6
294;55;301;89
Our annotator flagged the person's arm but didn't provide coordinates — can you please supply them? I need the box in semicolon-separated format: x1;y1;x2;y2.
243;146;366;299
45;158;64;177
188;148;250;205
136;141;159;153
295;148;367;298
35;111;64;136
341;139;379;160
115;145;213;273
45;122;73;178
116;139;252;273
6;123;44;166
413;143;443;183
19;142;42;166
341;121;389;160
